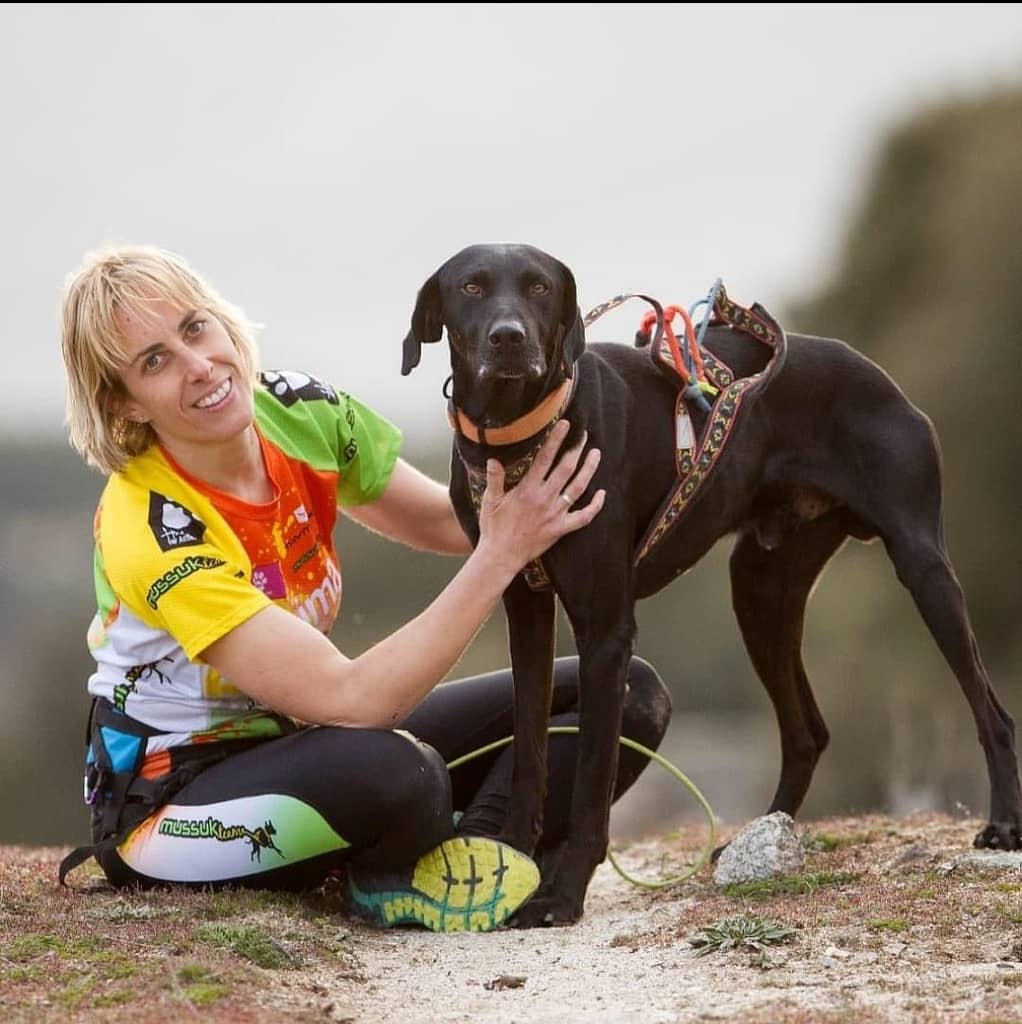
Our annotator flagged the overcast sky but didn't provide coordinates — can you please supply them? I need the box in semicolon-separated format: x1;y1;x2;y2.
3;3;1021;446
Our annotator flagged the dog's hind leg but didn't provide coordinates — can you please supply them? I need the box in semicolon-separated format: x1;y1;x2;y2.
729;510;854;817
882;527;1021;849
850;410;1021;849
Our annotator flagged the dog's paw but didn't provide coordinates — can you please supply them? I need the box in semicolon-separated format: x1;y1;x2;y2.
973;822;1022;850
509;894;583;929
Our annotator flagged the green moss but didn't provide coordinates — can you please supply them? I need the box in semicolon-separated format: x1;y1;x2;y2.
3;933;61;961
722;871;859;899
199;888;303;920
94;990;138;1007
55;973;98;1010
996;903;1022;925
181;982;230;1006
868;917;909;933
103;961;137;980
2;965;43;983
178;964;216;984
195;923;299;970
805;832;844;852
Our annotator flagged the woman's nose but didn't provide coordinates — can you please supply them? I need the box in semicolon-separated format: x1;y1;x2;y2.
183;348;215;379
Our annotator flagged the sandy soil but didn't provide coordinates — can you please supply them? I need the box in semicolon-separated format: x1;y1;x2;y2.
294;815;1022;1024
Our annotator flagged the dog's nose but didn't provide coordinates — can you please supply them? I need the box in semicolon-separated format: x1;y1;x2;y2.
488;322;527;349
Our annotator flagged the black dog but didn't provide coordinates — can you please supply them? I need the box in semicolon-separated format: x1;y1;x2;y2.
402;243;1020;926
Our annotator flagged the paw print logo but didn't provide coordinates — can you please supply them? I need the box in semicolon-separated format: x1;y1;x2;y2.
251;562;286;599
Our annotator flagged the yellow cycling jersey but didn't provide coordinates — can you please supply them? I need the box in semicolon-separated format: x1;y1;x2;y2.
85;371;402;752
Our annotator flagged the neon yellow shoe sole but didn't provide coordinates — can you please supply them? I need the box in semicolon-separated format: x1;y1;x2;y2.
345;836;540;932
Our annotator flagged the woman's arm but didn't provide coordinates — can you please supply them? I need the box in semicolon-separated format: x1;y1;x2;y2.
202;421;603;728
343;458;471;555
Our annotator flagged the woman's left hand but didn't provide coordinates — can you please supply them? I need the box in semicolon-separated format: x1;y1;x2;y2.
475;419;604;575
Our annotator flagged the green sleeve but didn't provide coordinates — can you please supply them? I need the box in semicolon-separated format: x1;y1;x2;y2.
254;370;403;506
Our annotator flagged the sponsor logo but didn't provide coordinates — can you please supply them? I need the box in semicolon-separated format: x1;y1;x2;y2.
292;541;320;574
284;523;311;550
294;504;309;524
146;555;226;609
158;816;284;862
295;559;342;629
260;370;338;407
148;492;205;551
113;657;173;711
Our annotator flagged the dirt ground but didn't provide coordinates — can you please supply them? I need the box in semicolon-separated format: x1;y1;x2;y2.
2;813;1021;1023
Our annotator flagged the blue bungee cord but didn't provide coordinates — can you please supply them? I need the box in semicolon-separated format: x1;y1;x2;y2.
681;276;724;414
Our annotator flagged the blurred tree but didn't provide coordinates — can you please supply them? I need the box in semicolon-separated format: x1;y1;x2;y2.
789;88;1022;660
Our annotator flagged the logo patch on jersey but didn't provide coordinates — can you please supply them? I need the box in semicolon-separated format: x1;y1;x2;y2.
252;562;287;599
261;370;339;407
148;492;206;551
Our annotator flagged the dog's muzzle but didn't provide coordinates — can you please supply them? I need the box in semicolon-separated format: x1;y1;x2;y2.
478;319;545;380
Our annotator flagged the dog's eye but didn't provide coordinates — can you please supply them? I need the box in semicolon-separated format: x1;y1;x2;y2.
462;282;482;296
529;281;550;296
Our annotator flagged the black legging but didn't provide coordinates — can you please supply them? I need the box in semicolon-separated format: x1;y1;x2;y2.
100;656;671;890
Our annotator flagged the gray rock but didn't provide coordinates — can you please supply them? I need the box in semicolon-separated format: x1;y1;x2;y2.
713;812;805;887
958;850;1022;870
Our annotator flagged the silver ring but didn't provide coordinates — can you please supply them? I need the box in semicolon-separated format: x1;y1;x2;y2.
560;492;573;507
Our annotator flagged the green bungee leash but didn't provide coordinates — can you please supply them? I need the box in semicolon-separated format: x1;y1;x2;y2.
446;726;717;888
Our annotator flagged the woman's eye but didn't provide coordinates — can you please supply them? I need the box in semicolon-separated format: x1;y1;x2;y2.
529;281;550;296
462;283;482;296
186;318;206;337
142;352;165;373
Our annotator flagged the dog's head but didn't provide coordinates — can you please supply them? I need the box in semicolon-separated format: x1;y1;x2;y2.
401;244;584;422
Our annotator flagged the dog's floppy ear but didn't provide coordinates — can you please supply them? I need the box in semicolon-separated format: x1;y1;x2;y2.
556;258;585;372
401;272;444;376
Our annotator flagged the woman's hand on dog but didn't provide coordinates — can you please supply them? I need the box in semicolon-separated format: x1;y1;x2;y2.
476;419;604;574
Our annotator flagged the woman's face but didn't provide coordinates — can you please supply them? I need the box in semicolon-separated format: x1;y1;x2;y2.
114;298;255;451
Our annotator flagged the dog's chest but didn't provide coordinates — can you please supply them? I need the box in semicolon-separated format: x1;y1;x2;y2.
458;441;552;591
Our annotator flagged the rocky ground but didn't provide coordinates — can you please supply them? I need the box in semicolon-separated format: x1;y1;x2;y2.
2;813;1021;1023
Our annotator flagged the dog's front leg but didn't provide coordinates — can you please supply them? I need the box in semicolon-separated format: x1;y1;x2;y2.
513;609;633;928
500;573;557;857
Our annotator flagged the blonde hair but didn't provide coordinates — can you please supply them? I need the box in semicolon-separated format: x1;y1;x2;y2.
61;245;260;474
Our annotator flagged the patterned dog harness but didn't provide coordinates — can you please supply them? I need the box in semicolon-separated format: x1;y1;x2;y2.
448;283;786;590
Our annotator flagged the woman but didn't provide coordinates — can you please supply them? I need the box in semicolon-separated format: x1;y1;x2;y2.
58;246;672;932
